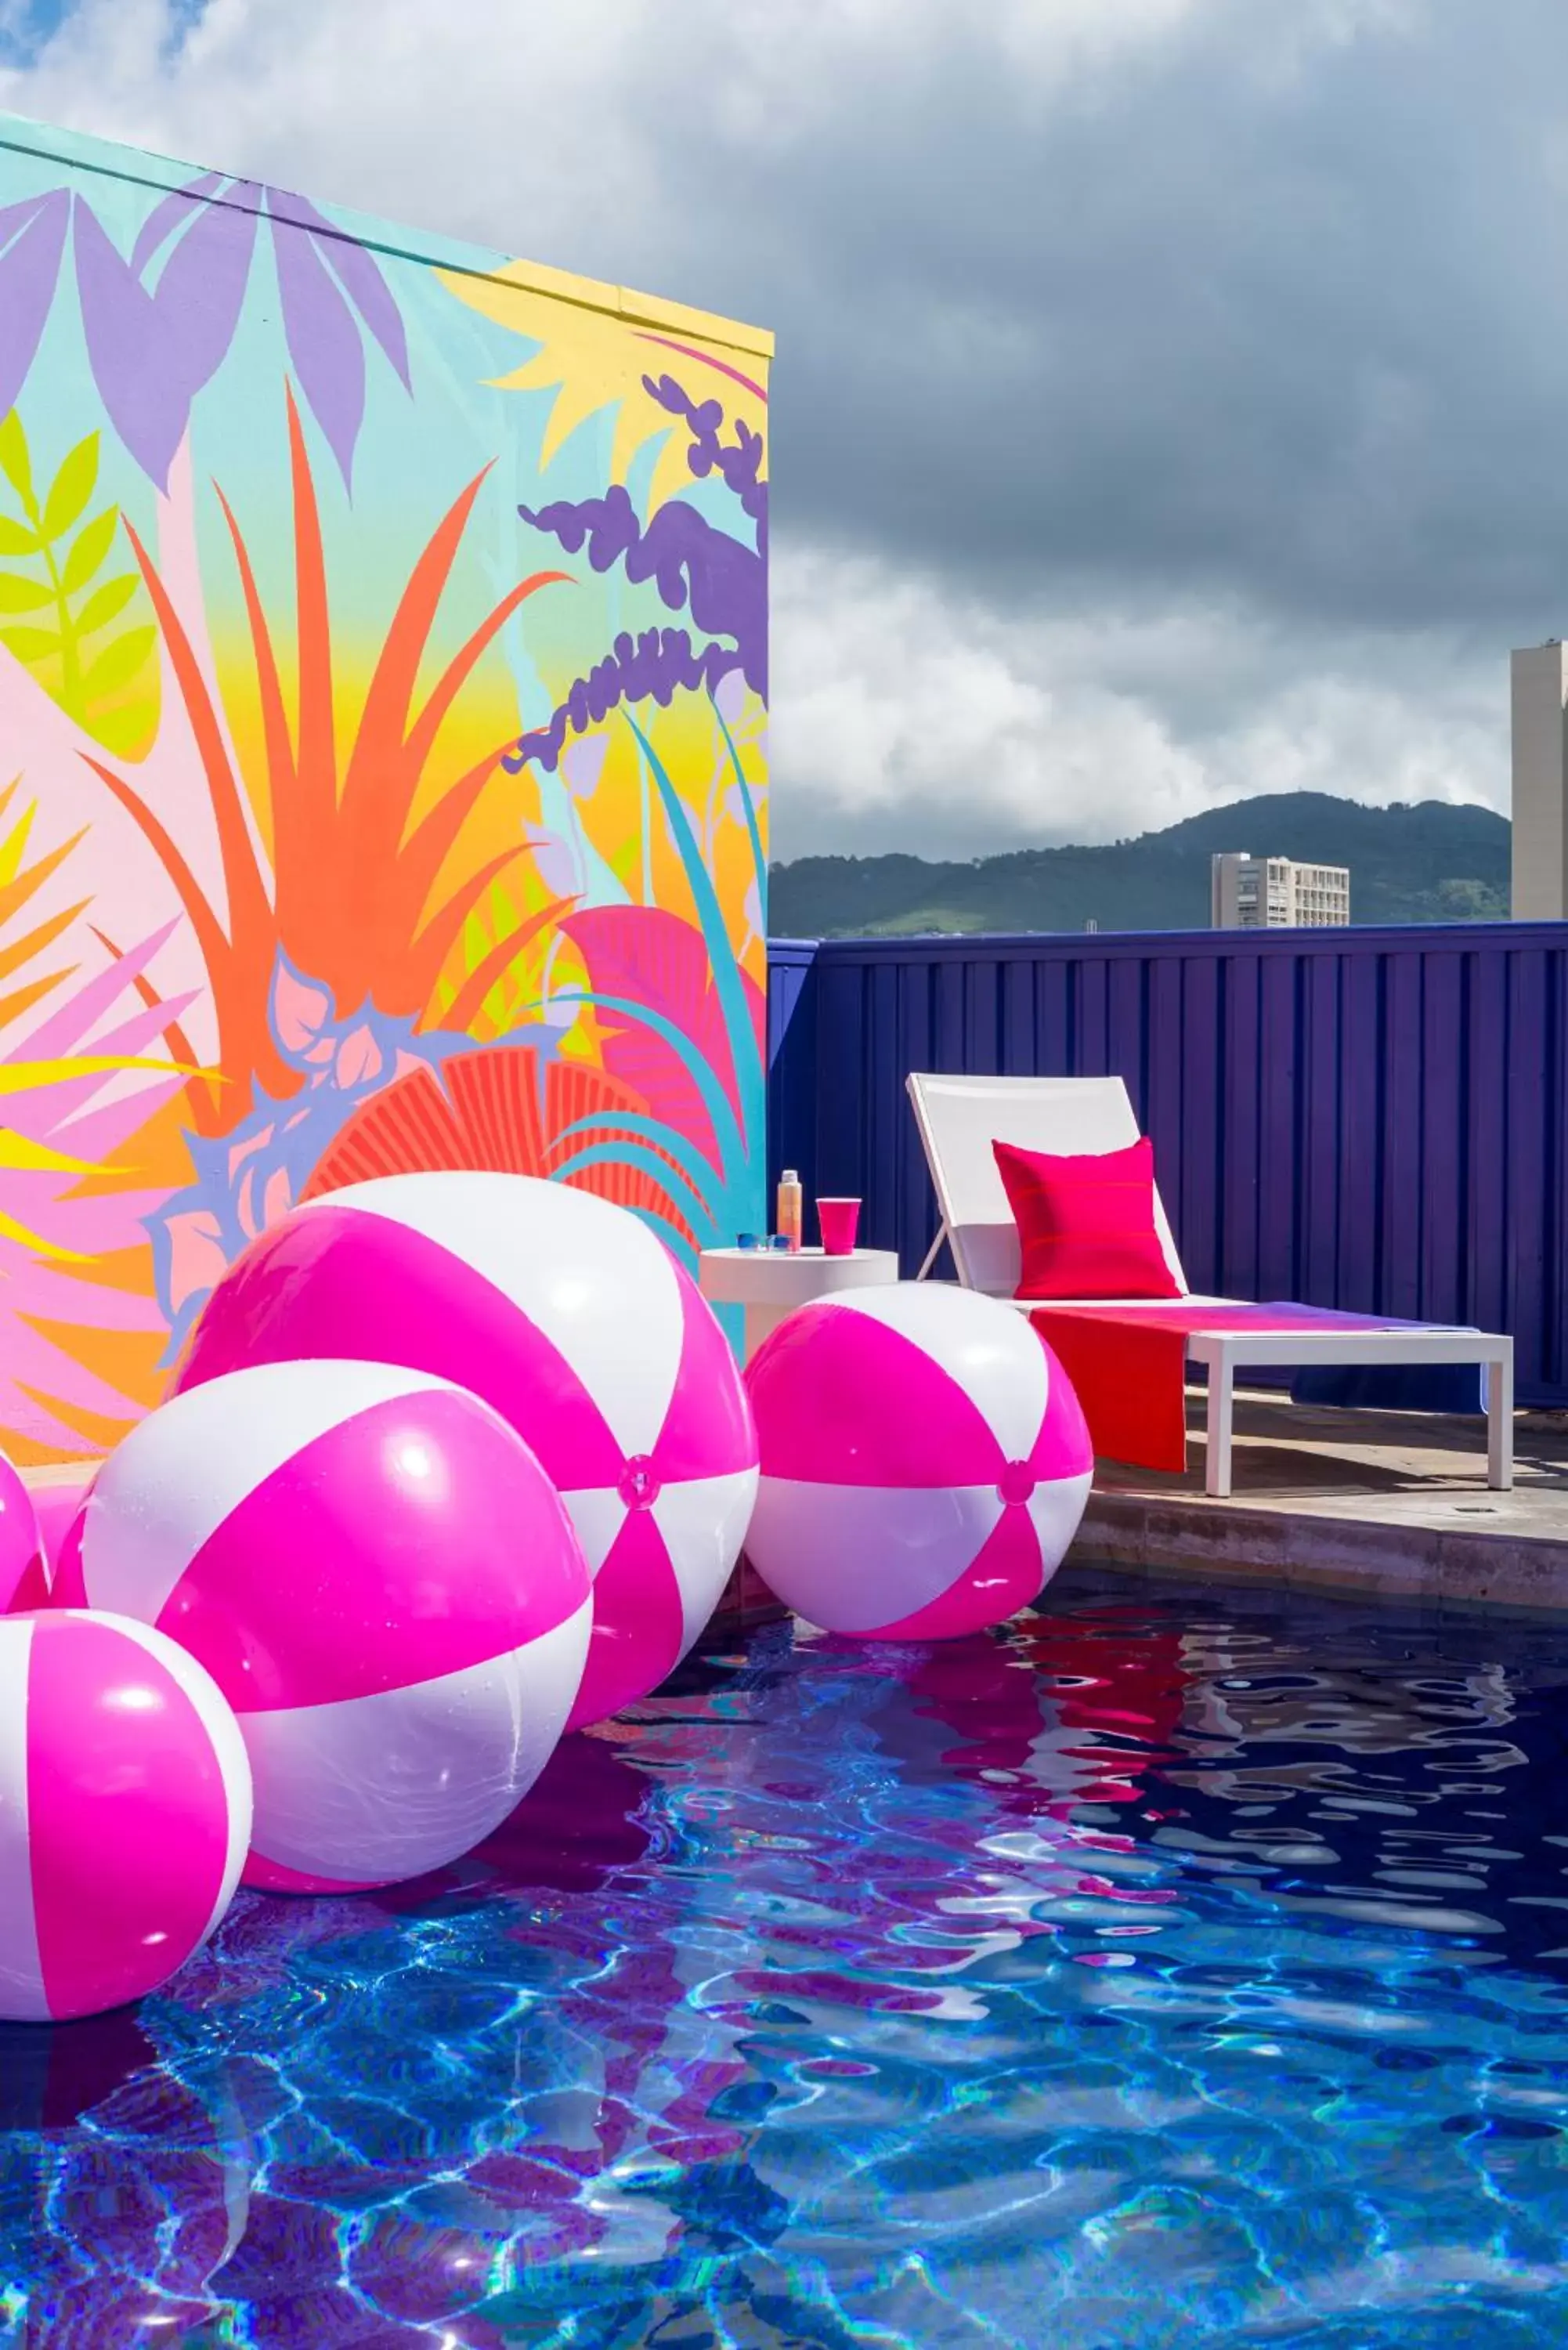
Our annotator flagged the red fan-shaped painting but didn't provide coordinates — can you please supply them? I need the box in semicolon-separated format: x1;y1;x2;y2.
301;1045;696;1245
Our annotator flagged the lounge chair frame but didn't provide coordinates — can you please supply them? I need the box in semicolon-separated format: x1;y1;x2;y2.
906;1070;1514;1499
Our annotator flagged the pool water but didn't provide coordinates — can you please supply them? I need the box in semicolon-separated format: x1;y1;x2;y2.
6;1569;1568;2348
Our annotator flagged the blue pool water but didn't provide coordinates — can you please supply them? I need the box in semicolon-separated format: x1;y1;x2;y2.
6;1569;1568;2347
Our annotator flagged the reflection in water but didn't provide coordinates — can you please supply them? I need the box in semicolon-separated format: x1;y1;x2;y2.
5;1572;1568;2346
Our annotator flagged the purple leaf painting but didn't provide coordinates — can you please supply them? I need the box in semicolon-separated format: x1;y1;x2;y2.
0;172;413;492
128;171;224;278
506;378;767;773
267;191;367;491
267;186;412;392
0;191;69;422
150;185;260;400
71;198;193;490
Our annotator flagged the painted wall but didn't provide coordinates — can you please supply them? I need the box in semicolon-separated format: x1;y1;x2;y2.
0;114;770;1463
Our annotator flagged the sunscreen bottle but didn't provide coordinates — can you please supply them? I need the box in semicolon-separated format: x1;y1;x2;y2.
776;1169;803;1253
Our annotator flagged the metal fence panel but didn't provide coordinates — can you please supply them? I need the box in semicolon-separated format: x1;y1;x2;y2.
767;923;1568;1407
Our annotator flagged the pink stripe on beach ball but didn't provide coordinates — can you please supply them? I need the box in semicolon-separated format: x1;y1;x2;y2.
652;1265;759;1484
870;1504;1049;1640
0;1455;43;1616
173;1199;627;1494
25;1614;249;2021
45;1501;88;1611
565;1507;684;1734
746;1300;1004;1488
1028;1339;1093;1482
163;1386;587;1711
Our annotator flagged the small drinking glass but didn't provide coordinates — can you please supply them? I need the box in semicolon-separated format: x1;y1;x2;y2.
817;1197;861;1255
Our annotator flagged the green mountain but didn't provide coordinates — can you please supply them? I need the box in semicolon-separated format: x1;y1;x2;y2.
769;793;1512;939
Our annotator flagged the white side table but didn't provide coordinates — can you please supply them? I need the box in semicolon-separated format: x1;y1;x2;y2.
699;1246;901;1361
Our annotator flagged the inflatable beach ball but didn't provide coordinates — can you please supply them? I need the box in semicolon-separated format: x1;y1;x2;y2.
0;1453;48;1614
30;1476;92;1607
0;1611;251;2022
744;1284;1093;1638
68;1359;591;1893
172;1173;759;1730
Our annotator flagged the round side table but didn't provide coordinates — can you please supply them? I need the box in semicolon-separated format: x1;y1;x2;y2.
699;1246;901;1361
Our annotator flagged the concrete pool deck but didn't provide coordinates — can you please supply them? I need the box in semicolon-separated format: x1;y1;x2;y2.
1075;1389;1568;1612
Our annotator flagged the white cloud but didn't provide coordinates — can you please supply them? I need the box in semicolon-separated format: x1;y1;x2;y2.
771;542;1505;856
0;0;1399;279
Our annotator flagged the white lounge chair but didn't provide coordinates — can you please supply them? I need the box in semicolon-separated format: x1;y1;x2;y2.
906;1070;1514;1499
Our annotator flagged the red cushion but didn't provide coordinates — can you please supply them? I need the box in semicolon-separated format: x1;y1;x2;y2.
992;1135;1183;1301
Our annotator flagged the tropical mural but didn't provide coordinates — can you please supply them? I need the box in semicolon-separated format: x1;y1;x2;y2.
0;115;770;1464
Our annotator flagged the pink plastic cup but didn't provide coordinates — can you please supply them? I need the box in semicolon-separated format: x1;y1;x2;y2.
817;1197;861;1256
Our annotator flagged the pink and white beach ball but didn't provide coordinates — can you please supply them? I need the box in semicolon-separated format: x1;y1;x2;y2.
172;1174;759;1730
0;1454;47;1614
0;1611;251;2021
31;1476;92;1607
743;1284;1093;1638
68;1359;592;1893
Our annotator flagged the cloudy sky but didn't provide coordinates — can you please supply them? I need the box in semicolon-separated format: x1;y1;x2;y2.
1;0;1563;858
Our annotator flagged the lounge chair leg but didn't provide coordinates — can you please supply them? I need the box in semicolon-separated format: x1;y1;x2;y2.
1487;1348;1515;1491
915;1224;949;1282
1206;1358;1234;1499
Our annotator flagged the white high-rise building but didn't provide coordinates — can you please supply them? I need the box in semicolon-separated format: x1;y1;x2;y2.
1510;642;1568;920
1211;852;1351;930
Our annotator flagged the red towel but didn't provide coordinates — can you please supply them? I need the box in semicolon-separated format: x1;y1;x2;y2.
1028;1300;1429;1475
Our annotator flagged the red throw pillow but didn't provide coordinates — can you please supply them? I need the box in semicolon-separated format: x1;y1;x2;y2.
992;1135;1183;1301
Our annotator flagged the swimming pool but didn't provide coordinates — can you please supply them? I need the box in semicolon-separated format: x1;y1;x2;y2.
5;1569;1568;2348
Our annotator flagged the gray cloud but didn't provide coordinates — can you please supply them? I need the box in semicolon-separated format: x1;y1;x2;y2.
1;0;1558;851
680;2;1568;638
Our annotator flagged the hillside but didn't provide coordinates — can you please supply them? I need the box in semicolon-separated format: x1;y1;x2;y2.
769;793;1511;938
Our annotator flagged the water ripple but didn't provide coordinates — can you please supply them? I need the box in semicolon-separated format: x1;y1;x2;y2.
5;1573;1568;2345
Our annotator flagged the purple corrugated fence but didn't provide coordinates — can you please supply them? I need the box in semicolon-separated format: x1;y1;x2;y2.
767;923;1568;1407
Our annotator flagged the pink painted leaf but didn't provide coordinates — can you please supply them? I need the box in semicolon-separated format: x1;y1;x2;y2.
20;921;180;1059
163;1209;229;1318
0;1314;153;1441
227;1123;276;1182
333;1024;383;1089
261;1166;294;1228
270;961;333;1054
12;1262;164;1332
562;904;764;1167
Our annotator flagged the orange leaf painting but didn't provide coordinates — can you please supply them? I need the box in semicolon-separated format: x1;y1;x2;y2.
0;118;769;1452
